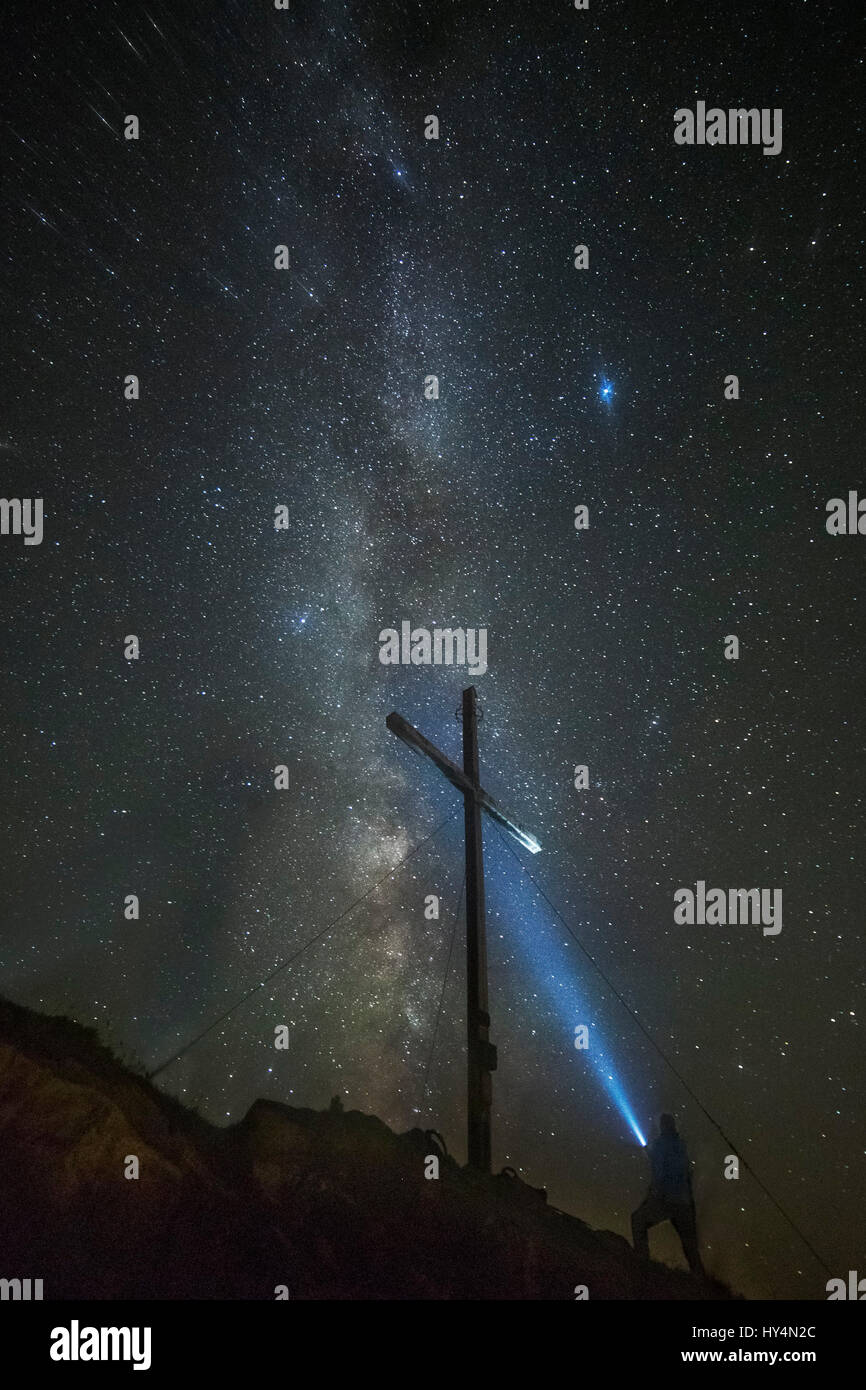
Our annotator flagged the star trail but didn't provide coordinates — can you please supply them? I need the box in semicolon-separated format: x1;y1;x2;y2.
1;0;863;1303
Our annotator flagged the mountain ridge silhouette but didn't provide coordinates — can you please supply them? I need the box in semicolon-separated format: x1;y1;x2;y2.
0;996;736;1300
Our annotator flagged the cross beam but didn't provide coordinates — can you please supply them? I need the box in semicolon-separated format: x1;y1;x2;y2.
387;687;541;1171
385;711;541;855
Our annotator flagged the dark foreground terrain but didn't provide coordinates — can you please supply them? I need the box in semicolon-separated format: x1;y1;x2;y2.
0;998;734;1300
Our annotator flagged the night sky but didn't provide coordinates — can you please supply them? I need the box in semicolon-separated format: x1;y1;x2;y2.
2;0;864;1300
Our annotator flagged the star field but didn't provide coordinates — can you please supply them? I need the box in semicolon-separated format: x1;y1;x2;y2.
1;0;863;1299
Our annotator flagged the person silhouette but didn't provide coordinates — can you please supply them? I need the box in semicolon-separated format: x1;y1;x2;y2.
631;1113;705;1276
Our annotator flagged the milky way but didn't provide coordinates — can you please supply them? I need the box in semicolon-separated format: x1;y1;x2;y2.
1;0;863;1299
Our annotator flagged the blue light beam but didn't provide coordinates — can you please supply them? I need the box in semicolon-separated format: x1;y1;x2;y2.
486;835;646;1147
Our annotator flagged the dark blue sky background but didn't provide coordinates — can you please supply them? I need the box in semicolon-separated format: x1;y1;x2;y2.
1;0;863;1298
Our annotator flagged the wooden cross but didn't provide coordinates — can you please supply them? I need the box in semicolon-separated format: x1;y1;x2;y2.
387;687;541;1172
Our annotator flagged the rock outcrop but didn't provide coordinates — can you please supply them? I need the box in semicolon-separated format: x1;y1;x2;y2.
0;998;735;1300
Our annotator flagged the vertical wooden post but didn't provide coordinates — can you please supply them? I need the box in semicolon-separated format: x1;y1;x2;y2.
462;685;495;1171
387;689;538;1173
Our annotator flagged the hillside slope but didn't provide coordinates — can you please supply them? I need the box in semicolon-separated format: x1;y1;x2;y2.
0;998;735;1300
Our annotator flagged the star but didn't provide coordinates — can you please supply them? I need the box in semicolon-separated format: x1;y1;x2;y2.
0;0;859;1304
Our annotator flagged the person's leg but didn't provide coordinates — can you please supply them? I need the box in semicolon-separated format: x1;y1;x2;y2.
631;1194;665;1259
670;1202;705;1276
